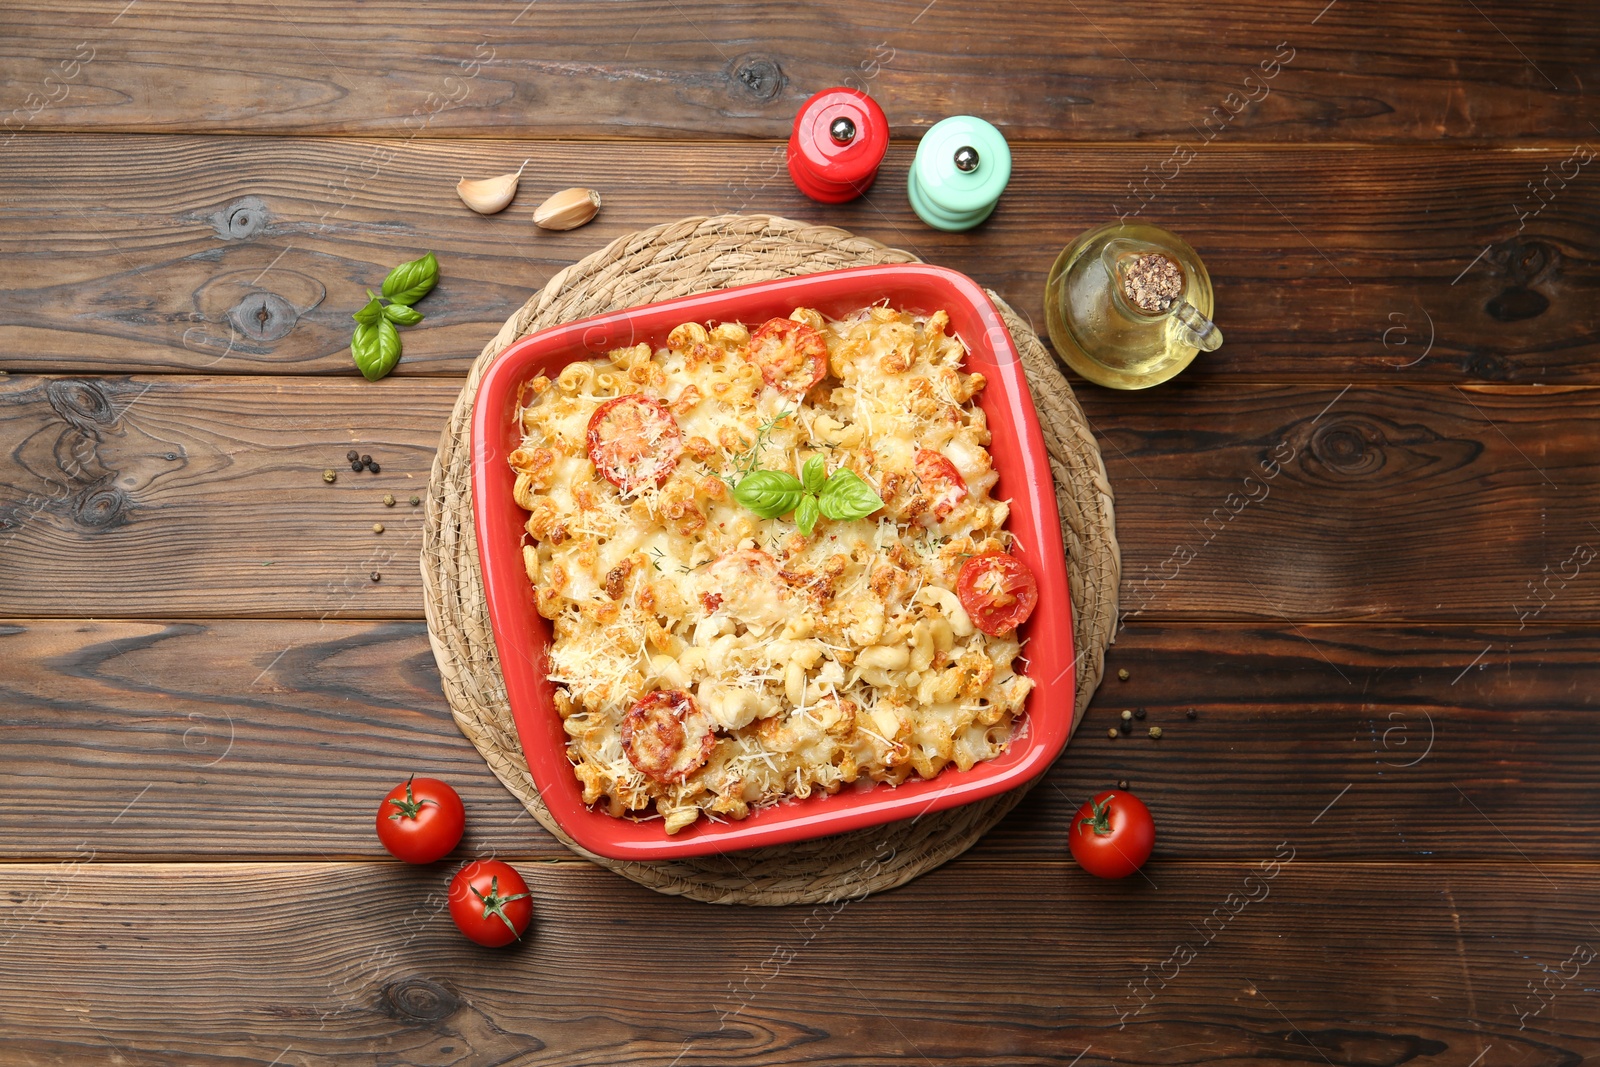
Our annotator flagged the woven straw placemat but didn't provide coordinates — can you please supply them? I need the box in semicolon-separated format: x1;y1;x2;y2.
422;214;1119;906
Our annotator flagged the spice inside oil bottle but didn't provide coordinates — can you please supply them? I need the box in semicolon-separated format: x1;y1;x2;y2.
1044;222;1221;390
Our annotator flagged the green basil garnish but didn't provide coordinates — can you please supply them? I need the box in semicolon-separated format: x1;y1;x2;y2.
732;470;804;518
381;252;439;306
733;457;884;532
350;255;440;381
352;295;383;326
801;454;826;493
382;303;424;326
794;493;821;535
817;467;885;521
352;319;403;381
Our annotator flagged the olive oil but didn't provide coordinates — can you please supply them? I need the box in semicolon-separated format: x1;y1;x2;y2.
1044;222;1221;390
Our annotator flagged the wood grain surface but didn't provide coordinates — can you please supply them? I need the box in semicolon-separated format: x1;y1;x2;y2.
3;375;1595;620
1;861;1594;1065
1;618;1593;863
0;137;1594;382
3;0;1596;1061
1;1;1590;142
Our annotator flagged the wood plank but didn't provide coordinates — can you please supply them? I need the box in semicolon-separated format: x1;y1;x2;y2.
0;375;453;618
3;618;1596;863
1;1;1591;142
1088;382;1600;621
3;375;1596;619
0;860;1594;1064
2;136;1595;382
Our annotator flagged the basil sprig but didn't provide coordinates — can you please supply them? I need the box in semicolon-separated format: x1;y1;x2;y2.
733;457;884;535
349;253;438;381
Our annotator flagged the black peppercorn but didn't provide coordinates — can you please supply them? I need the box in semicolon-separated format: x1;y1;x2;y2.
350;460;364;472
1134;707;1146;720
1186;708;1197;720
367;462;380;474
347;450;360;463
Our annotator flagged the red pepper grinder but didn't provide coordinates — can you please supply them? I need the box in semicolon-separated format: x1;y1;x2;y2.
787;87;890;203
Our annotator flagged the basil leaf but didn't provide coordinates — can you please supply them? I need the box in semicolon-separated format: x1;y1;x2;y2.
381;252;439;306
801;455;826;493
818;468;885;521
352;296;383;326
795;493;820;535
352;318;403;381
383;302;425;326
733;470;804;519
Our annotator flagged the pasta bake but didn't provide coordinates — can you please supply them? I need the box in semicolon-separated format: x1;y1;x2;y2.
509;303;1040;833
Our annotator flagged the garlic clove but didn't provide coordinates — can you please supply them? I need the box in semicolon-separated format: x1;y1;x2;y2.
456;159;528;215
533;187;602;231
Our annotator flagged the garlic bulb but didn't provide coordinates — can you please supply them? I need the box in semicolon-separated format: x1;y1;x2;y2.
456;160;528;215
533;187;602;231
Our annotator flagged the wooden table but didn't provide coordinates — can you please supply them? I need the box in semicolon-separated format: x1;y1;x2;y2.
2;2;1596;1062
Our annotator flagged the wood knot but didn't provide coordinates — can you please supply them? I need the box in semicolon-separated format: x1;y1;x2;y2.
211;196;271;240
45;379;116;432
1484;237;1557;322
1486;286;1549;323
729;54;784;101
229;291;299;341
72;480;132;529
1300;412;1480;485
1311;419;1386;477
383;977;459;1023
1491;237;1559;286
1464;350;1510;379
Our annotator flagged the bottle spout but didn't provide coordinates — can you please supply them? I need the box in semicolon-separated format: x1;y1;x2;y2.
1170;299;1223;353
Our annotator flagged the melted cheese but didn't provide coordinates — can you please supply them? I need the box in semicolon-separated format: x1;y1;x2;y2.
510;305;1034;831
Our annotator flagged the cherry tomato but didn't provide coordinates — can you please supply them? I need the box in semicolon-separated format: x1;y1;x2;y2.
1068;790;1155;880
621;689;717;784
375;776;465;864
448;860;533;947
586;394;683;494
748;317;829;396
956;552;1040;637
915;449;969;521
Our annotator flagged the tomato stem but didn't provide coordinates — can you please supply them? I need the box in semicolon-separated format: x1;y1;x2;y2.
387;775;438;821
1079;794;1115;837
472;876;532;937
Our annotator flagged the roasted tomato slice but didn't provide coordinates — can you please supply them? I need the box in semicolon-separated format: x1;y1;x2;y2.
915;449;969;521
956;552;1040;637
585;394;683;493
620;690;716;784
748;317;829;396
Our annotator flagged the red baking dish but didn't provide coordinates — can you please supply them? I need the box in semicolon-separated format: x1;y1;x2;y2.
471;263;1074;860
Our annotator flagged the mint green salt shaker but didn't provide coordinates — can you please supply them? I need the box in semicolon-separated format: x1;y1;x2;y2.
907;116;1012;231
